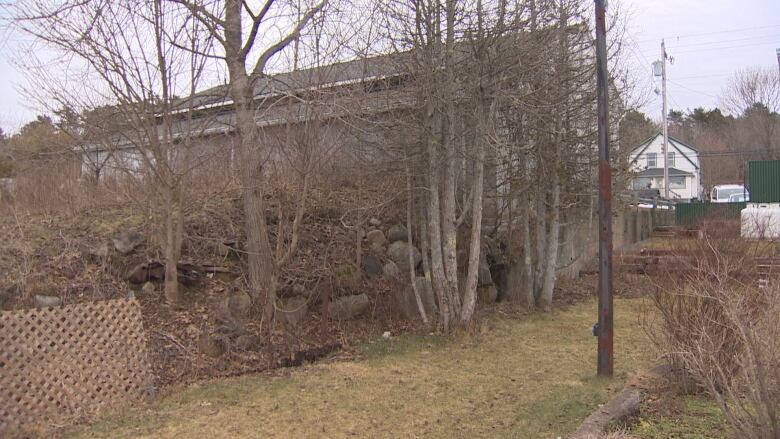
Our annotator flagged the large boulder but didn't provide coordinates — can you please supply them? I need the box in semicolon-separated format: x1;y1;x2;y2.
197;333;227;358
141;281;156;294
383;260;400;278
216;289;252;333
387;241;422;272
395;277;437;320
478;252;493;286
127;261;165;284
386;224;409;243
276;296;308;327
361;254;384;278
112;231;144;255
365;229;386;247
370;242;386;256
477;285;498;304
226;290;251;322
34;294;62;308
85;243;109;261
330;293;370;320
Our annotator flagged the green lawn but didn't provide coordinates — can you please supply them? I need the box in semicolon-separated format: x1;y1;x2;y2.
632;396;730;439
68;299;655;439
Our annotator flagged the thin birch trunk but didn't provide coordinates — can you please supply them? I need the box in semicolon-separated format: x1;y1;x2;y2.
419;190;433;284
534;191;546;300
459;110;486;325
538;164;560;312
406;157;428;324
427;128;452;330
522;188;535;310
537;1;570;313
425;91;453;329
163;184;179;303
441;0;460;312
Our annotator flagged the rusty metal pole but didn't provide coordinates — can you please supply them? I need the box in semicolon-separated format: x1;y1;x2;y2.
594;0;613;377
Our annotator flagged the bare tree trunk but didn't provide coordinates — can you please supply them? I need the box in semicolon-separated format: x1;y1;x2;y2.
419;190;433;283
228;67;277;322
534;190;546;300
163;184;179;303
427;110;452;330
406;157;429;324
522;188;535;310
538;164;560;312
459;112;485;325
442;133;460;309
441;0;460;313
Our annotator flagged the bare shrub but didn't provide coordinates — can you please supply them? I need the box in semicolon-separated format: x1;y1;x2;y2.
647;236;780;438
0;160;135;216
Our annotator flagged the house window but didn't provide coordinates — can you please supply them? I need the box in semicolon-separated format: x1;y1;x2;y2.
647;152;657;168
668;151;675;168
632;177;652;190
670;176;686;189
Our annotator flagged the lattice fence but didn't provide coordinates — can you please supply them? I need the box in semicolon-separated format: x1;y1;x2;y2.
0;298;153;432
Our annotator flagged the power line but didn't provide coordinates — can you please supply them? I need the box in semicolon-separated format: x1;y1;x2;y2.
666;33;780;50
671;40;780;56
672;73;733;80
668;80;720;99
626;34;655;67
638;35;780;55
633;24;780;45
669;93;685;110
636;33;780;52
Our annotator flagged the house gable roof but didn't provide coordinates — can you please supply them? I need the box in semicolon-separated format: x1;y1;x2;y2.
629;132;699;170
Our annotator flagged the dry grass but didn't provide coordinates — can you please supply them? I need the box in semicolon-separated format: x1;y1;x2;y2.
64;298;654;439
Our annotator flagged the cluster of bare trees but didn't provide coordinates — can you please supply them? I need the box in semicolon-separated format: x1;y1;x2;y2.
13;0;222;302
376;0;630;328
8;0;632;330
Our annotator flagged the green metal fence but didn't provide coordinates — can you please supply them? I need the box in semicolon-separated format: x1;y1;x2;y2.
675;202;747;226
747;160;780;203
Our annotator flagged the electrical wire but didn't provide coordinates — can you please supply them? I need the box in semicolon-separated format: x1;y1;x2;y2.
632;24;780;45
668;80;720;99
636;33;780;54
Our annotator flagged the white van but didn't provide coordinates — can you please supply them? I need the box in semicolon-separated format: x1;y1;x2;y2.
710;184;749;203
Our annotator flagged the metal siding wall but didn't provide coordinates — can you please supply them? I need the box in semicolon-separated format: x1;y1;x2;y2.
748;160;780;203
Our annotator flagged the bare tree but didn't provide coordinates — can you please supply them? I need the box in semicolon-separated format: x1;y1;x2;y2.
721;66;780;159
12;0;216;303
172;0;328;326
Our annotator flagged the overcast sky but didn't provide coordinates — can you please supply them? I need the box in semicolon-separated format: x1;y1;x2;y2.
1;0;779;132
622;0;780;120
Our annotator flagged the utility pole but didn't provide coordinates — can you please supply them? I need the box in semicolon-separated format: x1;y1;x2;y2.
776;48;780;74
594;0;613;377
661;40;670;199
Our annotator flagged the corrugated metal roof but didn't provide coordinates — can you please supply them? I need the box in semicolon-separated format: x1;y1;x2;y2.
173;54;407;113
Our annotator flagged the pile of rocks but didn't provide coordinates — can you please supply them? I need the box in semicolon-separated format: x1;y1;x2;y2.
362;219;422;278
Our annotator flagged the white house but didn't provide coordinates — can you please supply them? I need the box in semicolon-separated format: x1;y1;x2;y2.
628;133;704;201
